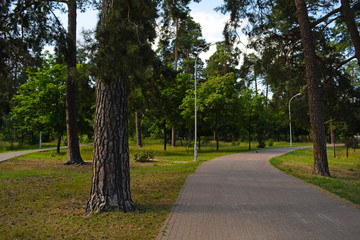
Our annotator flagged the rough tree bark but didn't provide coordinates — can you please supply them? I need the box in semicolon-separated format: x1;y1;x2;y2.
295;0;330;176
341;0;360;65
85;0;136;214
135;112;142;148
64;0;84;165
85;77;135;214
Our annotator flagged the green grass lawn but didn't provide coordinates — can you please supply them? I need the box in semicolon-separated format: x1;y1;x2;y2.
270;146;360;205
0;139;273;239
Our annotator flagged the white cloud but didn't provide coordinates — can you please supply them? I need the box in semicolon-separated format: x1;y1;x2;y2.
190;11;229;61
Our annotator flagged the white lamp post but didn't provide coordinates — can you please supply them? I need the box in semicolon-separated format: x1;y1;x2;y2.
289;93;301;147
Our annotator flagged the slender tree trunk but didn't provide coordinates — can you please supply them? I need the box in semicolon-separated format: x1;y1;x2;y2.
64;0;83;165
265;83;269;111
254;74;257;93
295;0;330;176
85;77;135;214
57;136;61;154
171;126;176;147
174;17;179;71
164;120;167;151
341;0;360;65
330;121;336;158
198;135;201;150
346;138;349;158
135;112;142;148
248;114;252;150
215;121;219;152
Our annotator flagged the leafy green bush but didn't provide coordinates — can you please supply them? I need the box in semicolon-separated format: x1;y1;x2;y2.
267;138;274;146
202;136;211;145
184;140;193;154
133;149;154;162
257;140;266;148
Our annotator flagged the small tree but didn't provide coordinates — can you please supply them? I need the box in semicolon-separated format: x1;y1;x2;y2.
11;53;66;152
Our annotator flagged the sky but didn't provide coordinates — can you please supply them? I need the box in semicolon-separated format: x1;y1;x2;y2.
55;1;266;93
57;0;232;62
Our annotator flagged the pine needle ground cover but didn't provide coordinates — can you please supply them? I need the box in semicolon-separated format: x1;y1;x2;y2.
270;147;360;205
0;140;280;239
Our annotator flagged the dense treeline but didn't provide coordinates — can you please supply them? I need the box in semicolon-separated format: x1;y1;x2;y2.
1;0;359;213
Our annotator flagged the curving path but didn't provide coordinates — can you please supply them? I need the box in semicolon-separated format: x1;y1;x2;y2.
0;148;63;163
157;147;360;240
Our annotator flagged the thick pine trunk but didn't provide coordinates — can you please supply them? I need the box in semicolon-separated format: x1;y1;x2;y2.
64;0;83;165
85;77;135;214
135;112;142;148
341;0;360;65
295;0;330;176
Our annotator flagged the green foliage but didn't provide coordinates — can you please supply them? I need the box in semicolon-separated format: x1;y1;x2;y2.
133;149;155;162
94;0;158;82
267;138;274;146
184;140;193;153
11;52;66;143
205;42;240;79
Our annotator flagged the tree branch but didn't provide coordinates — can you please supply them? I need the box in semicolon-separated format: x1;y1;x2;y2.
334;55;356;72
310;7;341;28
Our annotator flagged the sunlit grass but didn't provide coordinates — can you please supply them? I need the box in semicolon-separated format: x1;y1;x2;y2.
0;139;258;239
270;146;360;205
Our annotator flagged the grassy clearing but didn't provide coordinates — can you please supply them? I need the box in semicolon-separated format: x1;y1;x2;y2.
270;146;360;205
1;139;287;239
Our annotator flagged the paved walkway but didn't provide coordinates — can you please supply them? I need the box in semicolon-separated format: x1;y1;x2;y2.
0;148;60;163
158;147;360;240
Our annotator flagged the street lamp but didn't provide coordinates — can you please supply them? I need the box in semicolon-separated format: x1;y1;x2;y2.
194;41;223;161
289;93;301;147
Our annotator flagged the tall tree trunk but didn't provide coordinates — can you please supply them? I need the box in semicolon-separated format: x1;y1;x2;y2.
174;17;179;71
295;0;330;176
135;112;142;148
198;135;201;150
64;0;83;165
254;74;257;94
341;0;360;65
248;114;252;150
330;120;336;158
171;17;179;148
265;83;269;111
164;120;167;151
57;136;61;154
85;76;135;214
215;121;219;152
171;126;176;147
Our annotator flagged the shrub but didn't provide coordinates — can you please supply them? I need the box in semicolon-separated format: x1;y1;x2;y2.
257;140;266;148
184;140;193;154
133;149;154;162
202;136;211;145
267;138;274;146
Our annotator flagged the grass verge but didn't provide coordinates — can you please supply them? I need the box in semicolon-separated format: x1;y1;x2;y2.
270;146;360;205
1;139;288;239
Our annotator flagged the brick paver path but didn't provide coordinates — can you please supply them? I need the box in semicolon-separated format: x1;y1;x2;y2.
158;147;360;240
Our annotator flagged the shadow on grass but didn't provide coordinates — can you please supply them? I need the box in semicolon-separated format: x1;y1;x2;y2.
135;203;174;213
